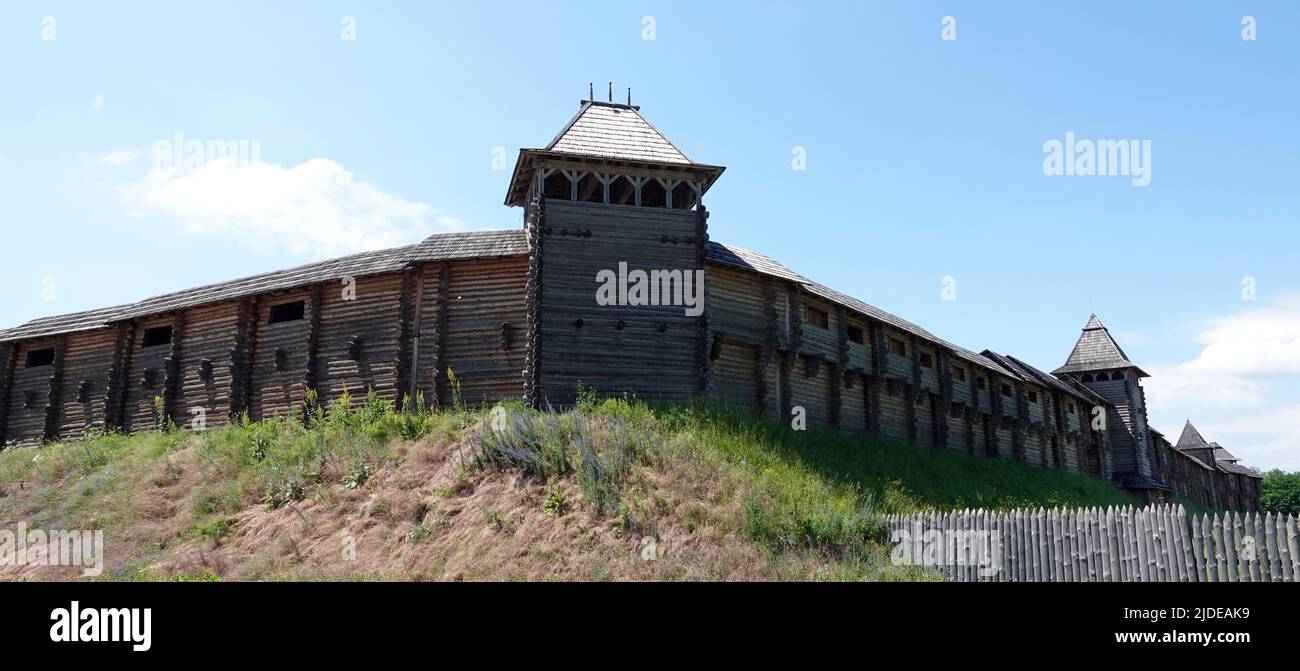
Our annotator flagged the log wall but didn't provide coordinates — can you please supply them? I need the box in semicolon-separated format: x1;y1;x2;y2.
316;274;405;406
444;257;529;405
2;338;61;445
55;328;118;439
120;317;176;432
249;290;314;421
536;200;701;405
174;301;240;431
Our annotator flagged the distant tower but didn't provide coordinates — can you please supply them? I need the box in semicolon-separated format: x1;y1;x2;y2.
1174;420;1218;469
504;95;726;407
1054;314;1156;490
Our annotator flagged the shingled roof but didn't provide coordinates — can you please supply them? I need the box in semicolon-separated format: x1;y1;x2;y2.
1001;353;1109;406
0;230;533;344
547;101;692;165
505;101;726;207
1171;421;1257;477
1175;420;1210;449
0;305;132;343
409;229;528;262
706;241;808;284
1054;313;1149;377
704;241;1019;378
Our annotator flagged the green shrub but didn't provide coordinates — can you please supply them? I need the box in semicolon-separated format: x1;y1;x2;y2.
1261;469;1300;516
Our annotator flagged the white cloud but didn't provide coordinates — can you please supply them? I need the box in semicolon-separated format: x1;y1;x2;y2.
1179;295;1300;377
1201;404;1300;473
91;95;104;112
1144;294;1300;471
96;147;142;165
120;157;457;257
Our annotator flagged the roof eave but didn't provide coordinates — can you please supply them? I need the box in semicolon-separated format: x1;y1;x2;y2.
504;148;726;207
1053;363;1150;378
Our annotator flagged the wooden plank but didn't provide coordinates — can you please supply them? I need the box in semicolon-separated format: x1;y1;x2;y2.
1176;505;1197;582
1237;514;1258;582
1263;512;1279;583
1135;508;1151;582
1287;515;1300;582
1232;512;1249;582
1277;514;1295;582
1219;514;1238;582
1197;514;1214;582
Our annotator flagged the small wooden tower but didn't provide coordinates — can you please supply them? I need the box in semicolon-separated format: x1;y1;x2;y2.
505;94;726;407
1054;314;1161;494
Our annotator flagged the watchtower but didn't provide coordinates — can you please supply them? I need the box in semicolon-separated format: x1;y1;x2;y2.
504;91;726;406
1054;314;1156;490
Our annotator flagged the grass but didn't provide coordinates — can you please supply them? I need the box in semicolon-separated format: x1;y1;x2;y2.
0;389;469;542
1;390;1138;581
466;395;1136;573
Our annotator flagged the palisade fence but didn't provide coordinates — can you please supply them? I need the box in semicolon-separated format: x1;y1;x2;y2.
887;505;1300;582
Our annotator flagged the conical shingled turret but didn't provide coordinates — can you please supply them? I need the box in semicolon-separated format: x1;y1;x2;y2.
1175;420;1209;449
1054;313;1148;377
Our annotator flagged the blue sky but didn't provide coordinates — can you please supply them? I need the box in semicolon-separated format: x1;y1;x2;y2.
1;1;1297;468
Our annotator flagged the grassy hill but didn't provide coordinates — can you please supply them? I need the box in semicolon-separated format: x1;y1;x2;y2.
0;392;1135;581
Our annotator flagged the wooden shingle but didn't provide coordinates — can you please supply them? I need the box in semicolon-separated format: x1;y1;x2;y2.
547;101;693;165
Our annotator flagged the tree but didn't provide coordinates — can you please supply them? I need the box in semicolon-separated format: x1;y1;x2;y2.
1260;469;1300;516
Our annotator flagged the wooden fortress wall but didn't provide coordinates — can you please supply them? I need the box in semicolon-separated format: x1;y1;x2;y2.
1150;432;1262;512
0;228;1259;511
414;256;529;408
0;258;531;446
703;266;1107;479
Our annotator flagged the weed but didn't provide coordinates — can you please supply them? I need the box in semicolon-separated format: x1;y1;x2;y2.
542;487;567;517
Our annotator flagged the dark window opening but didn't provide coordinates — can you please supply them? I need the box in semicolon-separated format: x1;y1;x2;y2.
25;348;55;368
542;171;571;200
953;366;967;382
640;178;667;208
920;352;934;369
847;324;865;345
1001;383;1012;397
1027;391;1039;404
977;377;987;390
269;301;306;324
576;173;604;203
1080;373;1094;382
142;325;173;348
1067;403;1076;415
888;338;907;357
1095;372;1109;381
608;175;636;205
670;181;696;210
805;305;829;329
